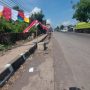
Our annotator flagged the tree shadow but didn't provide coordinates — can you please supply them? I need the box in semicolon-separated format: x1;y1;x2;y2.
69;87;81;90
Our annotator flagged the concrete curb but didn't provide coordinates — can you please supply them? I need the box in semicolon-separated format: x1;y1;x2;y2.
38;34;47;43
0;34;47;87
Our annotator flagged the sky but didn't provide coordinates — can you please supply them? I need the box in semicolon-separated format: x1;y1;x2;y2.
0;0;79;27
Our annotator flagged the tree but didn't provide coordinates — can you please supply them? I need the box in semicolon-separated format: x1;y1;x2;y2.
31;11;44;22
0;17;29;33
73;0;90;22
54;26;60;31
13;5;23;12
60;25;64;30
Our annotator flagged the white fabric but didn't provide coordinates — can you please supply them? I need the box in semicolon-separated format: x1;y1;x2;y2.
0;5;4;12
11;9;18;21
24;12;30;18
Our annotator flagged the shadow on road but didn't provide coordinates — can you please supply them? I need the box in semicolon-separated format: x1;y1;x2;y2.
69;87;81;90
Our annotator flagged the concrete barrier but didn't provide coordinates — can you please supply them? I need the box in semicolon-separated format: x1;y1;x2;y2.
38;35;47;43
0;63;14;86
38;40;49;51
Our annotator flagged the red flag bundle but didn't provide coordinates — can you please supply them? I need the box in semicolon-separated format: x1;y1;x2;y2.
3;7;11;21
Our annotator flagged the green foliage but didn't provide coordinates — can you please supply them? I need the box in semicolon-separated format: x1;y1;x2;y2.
13;6;19;11
75;22;90;29
0;44;12;51
0;18;12;32
31;11;44;22
0;44;4;51
11;21;29;33
30;26;37;33
73;0;90;22
54;26;60;31
0;17;29;33
60;25;64;30
13;5;23;12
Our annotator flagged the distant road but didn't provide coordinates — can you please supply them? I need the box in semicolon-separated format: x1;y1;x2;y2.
53;32;90;90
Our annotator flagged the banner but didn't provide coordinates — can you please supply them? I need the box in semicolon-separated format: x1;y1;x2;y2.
0;5;4;17
24;12;30;23
23;20;38;33
18;11;24;22
11;9;18;21
23;20;48;33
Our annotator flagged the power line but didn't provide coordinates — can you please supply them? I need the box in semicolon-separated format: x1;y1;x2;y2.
10;0;29;12
18;0;31;11
17;0;30;12
0;0;13;8
7;0;16;6
3;0;15;7
0;0;30;13
10;0;26;11
0;0;31;21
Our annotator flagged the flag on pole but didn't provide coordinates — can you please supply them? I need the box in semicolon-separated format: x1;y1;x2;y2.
11;9;18;21
24;12;30;23
3;7;11;21
18;11;24;22
0;5;4;18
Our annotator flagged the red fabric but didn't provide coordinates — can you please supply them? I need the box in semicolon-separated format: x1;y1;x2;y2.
23;20;38;33
3;7;11;21
23;20;48;33
18;11;24;19
39;23;48;31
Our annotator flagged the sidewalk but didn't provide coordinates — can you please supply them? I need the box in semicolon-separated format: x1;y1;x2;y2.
0;35;47;71
1;35;54;90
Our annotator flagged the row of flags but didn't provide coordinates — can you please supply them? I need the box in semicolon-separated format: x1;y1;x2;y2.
0;5;49;33
0;5;30;23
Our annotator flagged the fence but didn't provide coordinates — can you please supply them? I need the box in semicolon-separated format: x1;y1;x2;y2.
0;32;36;45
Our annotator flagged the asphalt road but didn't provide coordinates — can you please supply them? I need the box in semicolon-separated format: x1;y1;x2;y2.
1;32;90;90
53;32;90;90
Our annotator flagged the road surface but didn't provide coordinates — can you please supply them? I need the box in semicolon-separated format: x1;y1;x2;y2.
53;32;90;90
1;32;90;90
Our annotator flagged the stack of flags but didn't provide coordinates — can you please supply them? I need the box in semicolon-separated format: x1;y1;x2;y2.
0;4;30;23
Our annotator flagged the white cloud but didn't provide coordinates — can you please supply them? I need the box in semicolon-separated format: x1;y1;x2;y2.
62;21;77;26
62;21;71;26
30;7;41;15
